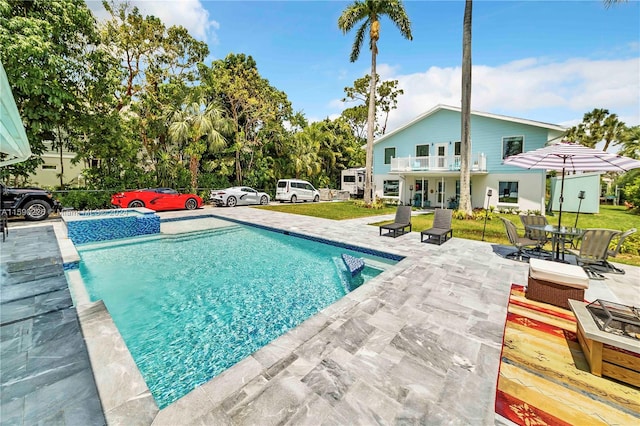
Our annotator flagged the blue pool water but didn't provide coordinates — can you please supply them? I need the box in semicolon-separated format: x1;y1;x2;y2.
76;223;396;408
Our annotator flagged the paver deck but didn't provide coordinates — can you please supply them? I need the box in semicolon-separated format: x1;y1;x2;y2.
0;226;105;425
1;206;638;425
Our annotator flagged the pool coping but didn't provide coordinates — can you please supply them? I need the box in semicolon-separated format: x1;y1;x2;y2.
57;213;410;424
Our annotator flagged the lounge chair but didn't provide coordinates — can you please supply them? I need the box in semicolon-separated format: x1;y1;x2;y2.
420;208;453;245
500;217;539;262
379;205;412;238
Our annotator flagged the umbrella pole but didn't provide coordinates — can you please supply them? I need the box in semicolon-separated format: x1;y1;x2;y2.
556;166;566;260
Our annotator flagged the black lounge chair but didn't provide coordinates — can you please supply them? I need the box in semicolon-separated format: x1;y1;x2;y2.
379;205;412;238
421;208;453;245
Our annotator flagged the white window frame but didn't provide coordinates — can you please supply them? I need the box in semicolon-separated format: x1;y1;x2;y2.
435;143;447;168
383;179;400;197
384;147;396;165
415;143;429;157
498;181;519;204
502;135;525;159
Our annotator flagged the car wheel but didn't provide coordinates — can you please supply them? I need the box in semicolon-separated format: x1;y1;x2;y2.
185;198;198;210
23;200;51;221
227;196;237;207
290;195;297;203
260;195;269;205
128;200;145;208
313;195;319;202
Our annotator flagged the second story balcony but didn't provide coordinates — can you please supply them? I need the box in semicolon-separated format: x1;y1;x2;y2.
390;153;487;173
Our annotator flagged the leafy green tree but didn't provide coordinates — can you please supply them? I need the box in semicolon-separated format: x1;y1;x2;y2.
166;95;230;191
200;54;293;185
99;1;208;111
341;106;368;142
459;0;473;217
617;126;640;159
566;108;626;151
99;0;209;182
342;74;404;136
0;0;101;182
338;0;413;205
615;169;640;211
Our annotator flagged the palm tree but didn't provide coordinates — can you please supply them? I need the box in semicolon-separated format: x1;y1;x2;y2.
166;97;229;190
338;0;412;205
566;108;626;151
459;0;473;217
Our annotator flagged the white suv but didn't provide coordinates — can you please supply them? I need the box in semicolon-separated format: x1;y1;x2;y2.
275;179;320;203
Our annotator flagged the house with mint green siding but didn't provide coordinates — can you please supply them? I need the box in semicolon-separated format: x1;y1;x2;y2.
373;105;567;212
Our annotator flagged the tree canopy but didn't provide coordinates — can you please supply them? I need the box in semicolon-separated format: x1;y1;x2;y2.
1;1;370;195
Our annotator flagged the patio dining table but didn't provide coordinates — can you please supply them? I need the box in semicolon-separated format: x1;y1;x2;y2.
526;224;583;262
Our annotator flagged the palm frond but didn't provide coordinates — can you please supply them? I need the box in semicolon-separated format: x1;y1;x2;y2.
338;2;368;33
385;1;413;40
351;21;368;62
604;0;628;9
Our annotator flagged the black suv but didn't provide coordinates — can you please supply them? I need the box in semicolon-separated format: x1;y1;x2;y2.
1;183;61;221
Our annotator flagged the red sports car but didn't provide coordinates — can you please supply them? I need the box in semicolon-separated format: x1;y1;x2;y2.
111;188;203;211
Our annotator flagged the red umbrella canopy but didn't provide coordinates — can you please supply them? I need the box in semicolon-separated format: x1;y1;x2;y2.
503;142;640;172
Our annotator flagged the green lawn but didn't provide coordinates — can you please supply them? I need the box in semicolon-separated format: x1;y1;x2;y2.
256;200;398;220
257;202;640;266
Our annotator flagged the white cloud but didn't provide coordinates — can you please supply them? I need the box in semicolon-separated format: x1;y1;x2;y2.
85;0;218;43
380;57;640;133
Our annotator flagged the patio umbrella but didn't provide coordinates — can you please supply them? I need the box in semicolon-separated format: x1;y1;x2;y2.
503;142;640;229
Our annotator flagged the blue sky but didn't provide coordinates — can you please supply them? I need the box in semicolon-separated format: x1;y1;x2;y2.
88;0;640;132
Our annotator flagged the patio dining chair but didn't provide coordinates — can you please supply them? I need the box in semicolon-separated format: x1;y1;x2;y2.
595;227;636;275
500;217;539;262
568;228;621;280
519;214;552;258
379;205;412;238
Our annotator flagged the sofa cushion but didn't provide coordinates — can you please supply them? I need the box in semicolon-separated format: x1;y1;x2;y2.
529;258;589;289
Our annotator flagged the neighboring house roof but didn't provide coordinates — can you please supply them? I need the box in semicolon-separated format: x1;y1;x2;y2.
374;104;567;145
0;61;31;167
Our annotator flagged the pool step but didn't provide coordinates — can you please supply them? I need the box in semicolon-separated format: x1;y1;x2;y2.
161;226;243;243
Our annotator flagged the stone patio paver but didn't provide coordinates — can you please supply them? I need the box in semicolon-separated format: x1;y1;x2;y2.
3;206;638;425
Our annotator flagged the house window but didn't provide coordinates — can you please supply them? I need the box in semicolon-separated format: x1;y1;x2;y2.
42;164;57;170
502;136;524;159
454;141;461;156
343;175;355;183
384;147;396;165
498;181;519;203
383;180;399;197
416;144;429;157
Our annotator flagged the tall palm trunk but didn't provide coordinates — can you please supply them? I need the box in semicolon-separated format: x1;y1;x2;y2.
459;0;473;217
189;154;199;190
365;41;377;205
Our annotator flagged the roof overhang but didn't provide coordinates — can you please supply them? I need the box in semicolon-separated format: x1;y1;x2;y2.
1;61;31;167
374;104;568;146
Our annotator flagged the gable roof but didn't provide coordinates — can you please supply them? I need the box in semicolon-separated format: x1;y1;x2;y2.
374;104;568;145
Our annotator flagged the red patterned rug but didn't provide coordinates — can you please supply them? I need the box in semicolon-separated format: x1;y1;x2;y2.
495;284;640;425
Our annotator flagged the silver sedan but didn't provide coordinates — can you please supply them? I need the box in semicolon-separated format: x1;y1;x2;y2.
210;186;270;207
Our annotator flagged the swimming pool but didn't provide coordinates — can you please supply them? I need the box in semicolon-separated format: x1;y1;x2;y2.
76;222;398;408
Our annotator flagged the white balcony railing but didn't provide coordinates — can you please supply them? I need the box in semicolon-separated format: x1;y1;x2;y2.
390;153;487;172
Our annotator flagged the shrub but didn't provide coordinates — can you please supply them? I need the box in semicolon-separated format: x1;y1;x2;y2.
353;197;387;209
56;190;112;210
